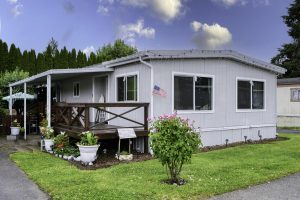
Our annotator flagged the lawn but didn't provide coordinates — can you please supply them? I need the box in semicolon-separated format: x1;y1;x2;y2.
11;133;300;200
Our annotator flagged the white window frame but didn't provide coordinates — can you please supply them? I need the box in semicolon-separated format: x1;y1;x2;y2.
115;72;139;102
73;82;80;97
172;72;215;114
236;77;266;112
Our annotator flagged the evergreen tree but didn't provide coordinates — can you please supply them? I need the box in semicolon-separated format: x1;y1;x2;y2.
77;50;87;67
0;40;9;72
36;53;46;74
87;52;97;65
272;0;300;77
28;49;36;75
68;48;77;68
59;46;69;68
22;50;29;72
44;45;54;70
8;44;20;71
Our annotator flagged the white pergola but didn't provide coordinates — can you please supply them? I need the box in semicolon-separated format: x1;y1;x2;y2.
8;67;114;140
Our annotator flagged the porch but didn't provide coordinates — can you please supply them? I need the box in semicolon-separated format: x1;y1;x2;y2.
54;102;149;151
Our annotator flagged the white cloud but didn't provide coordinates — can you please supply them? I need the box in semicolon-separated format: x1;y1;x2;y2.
11;3;23;17
190;21;202;32
211;0;270;7
97;5;109;14
83;46;95;56
191;21;232;49
118;19;155;45
7;0;18;4
211;0;247;7
120;0;184;22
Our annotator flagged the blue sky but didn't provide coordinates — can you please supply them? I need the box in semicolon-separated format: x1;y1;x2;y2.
0;0;292;62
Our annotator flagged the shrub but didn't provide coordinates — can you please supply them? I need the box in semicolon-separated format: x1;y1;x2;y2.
149;114;201;183
78;131;98;146
53;132;69;154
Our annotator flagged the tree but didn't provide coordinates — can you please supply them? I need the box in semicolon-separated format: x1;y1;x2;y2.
68;48;77;68
28;49;36;75
0;68;30;115
36;53;46;74
96;39;137;63
149;114;201;184
0;40;9;72
271;0;300;77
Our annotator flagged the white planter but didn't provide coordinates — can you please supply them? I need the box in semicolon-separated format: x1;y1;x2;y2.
118;154;133;161
10;127;20;136
77;144;100;163
44;139;54;152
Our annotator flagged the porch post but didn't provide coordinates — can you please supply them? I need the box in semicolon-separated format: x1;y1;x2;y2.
9;86;12;116
24;82;27;140
47;75;51;127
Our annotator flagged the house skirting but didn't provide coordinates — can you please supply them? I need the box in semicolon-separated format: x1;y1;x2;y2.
199;125;276;147
277;115;300;127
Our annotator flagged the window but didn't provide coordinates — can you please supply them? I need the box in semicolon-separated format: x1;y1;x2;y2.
117;74;138;101
291;88;300;102
174;74;213;111
237;79;265;110
73;82;80;97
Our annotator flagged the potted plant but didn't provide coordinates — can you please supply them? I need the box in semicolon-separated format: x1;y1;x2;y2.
43;127;54;152
77;131;100;163
10;119;21;136
117;151;133;161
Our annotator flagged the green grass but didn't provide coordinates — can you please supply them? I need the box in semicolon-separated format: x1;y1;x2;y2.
11;133;300;200
277;126;300;130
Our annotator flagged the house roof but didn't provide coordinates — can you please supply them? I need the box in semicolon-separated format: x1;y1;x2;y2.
102;50;286;74
9;49;286;87
9;66;113;87
277;77;300;86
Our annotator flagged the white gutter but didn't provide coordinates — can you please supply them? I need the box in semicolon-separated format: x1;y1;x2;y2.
139;56;154;118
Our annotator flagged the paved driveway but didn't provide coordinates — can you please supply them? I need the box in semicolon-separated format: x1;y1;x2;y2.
209;173;300;200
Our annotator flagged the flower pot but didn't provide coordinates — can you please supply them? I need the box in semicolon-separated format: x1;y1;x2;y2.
77;144;100;163
118;154;133;161
10;127;20;136
44;139;54;152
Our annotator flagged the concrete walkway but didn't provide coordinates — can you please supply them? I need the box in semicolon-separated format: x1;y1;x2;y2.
0;136;49;200
209;173;300;200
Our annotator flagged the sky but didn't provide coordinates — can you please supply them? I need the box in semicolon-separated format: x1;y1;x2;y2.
0;0;293;62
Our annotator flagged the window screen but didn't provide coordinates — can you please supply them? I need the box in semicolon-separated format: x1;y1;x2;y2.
291;88;300;102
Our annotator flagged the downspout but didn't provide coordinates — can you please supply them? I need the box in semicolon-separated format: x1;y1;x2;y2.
139;56;154;119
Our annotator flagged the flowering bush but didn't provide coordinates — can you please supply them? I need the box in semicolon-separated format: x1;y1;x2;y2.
78;131;98;146
149;114;201;184
43;127;54;139
53;132;69;153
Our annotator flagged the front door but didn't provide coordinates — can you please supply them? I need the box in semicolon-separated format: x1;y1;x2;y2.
92;76;108;122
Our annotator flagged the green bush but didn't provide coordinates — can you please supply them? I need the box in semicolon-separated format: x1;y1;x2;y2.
150;114;201;183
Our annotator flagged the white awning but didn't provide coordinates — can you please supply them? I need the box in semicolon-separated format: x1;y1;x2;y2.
2;92;35;101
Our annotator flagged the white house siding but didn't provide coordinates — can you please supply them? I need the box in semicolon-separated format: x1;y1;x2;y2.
151;58;277;146
108;62;151;127
277;84;300;127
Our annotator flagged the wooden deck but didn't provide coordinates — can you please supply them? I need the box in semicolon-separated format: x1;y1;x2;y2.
53;102;149;140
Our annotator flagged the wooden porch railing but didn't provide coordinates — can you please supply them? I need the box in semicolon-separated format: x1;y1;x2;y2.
54;102;149;134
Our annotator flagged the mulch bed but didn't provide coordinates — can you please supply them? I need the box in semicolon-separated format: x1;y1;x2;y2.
201;136;289;152
70;152;153;170
65;137;289;170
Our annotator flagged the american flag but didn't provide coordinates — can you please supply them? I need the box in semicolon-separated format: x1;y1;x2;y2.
152;85;167;97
